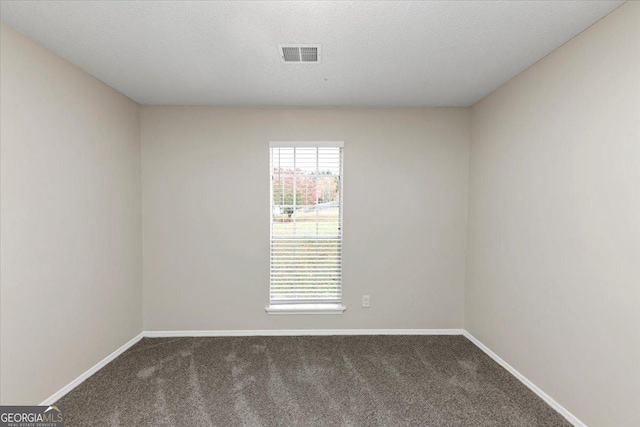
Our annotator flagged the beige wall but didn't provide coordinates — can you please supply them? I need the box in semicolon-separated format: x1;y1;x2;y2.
466;3;640;426
142;107;470;331
0;23;142;404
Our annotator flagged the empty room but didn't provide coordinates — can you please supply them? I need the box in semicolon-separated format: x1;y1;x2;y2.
0;1;638;426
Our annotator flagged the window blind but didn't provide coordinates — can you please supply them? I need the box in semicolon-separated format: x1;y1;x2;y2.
269;142;344;305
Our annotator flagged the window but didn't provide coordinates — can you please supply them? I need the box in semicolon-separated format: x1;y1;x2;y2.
266;141;345;314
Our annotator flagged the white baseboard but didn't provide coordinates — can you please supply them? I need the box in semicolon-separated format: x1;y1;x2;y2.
462;331;586;427
39;332;144;406
144;328;464;337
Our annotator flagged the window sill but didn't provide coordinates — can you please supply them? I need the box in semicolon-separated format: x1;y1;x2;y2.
265;304;347;315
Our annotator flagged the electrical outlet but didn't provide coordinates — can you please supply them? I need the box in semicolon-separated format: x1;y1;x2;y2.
362;295;370;308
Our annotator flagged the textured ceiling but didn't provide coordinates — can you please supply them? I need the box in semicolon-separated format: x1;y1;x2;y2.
0;1;625;106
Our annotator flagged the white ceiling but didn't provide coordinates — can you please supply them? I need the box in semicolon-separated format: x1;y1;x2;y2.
0;1;624;107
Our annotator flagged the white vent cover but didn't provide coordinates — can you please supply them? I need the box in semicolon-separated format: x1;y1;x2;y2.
278;44;321;63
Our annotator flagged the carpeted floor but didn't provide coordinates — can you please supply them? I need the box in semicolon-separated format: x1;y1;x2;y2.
56;335;571;426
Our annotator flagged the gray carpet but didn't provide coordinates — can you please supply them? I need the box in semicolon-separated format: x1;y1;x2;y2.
56;335;571;426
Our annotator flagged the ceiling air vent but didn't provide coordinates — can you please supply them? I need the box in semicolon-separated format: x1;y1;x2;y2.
278;44;321;63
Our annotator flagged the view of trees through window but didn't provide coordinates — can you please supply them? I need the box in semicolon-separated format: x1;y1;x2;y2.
272;168;339;217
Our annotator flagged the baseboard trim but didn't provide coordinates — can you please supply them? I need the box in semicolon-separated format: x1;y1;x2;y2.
144;328;464;337
462;331;586;427
39;332;144;406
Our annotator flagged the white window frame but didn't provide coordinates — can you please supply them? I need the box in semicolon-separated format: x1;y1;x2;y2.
265;141;346;315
